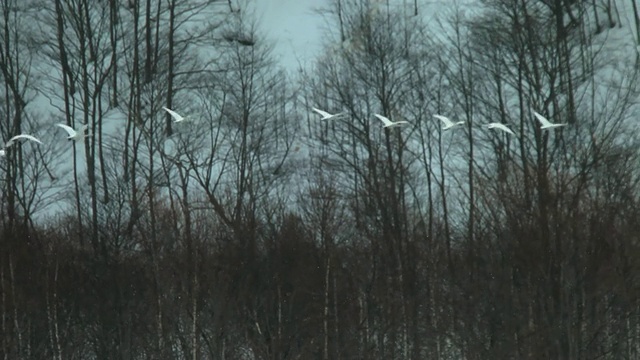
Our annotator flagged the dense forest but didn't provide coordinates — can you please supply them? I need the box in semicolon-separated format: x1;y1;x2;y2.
2;0;640;358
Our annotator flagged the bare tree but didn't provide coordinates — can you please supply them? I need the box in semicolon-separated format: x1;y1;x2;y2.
185;12;295;245
437;0;640;357
305;1;446;357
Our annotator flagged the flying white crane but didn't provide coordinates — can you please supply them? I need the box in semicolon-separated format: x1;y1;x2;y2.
162;106;190;123
311;107;345;120
487;122;515;135
374;113;409;128
433;114;464;130
56;123;90;142
533;111;568;130
0;134;43;156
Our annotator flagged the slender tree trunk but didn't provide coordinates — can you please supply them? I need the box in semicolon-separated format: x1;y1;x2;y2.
632;0;640;46
191;237;198;360
153;0;161;75
145;0;152;83
53;0;84;246
74;0;100;255
45;259;62;360
332;269;340;360
1;264;7;359
612;0;622;28
437;115;451;270
323;255;330;360
145;11;163;347
337;0;345;42
605;0;615;27
466;69;475;261
8;256;22;357
109;0;118;107
147;127;164;357
0;2;21;234
276;282;283;357
165;0;176;136
179;168;198;360
148;141;165;358
359;290;368;358
592;0;602;33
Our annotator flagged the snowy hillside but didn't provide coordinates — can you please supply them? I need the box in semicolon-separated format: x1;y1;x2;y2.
4;0;634;223
4;0;640;359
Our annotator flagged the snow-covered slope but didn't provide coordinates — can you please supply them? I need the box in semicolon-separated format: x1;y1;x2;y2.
12;0;640;223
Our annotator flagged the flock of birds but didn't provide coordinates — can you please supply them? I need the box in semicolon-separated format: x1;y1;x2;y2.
311;107;568;134
0;106;567;157
0;107;185;156
0;123;90;156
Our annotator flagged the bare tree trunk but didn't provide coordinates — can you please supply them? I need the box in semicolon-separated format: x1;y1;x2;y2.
1;264;7;360
605;0;615;27
592;0;602;33
153;0;161;75
109;0;118;106
332;269;340;360
8;256;22;357
148;137;165;358
611;0;622;28
337;0;345;42
165;0;176;136
0;1;20;234
358;291;368;358
146;137;164;357
77;0;100;257
46;259;62;360
191;240;198;360
277;282;283;357
53;0;83;246
145;0;153;83
178;166;198;360
632;0;640;46
323;256;330;360
436;113;452;271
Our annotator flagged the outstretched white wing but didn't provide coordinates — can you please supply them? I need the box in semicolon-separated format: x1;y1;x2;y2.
533;111;553;127
502;125;515;135
312;107;332;118
56;123;77;137
434;114;454;127
374;113;394;127
163;107;185;122
493;123;515;135
6;134;43;147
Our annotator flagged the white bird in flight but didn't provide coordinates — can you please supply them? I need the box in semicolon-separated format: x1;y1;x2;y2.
162;107;189;123
374;113;409;128
487;122;515;135
311;107;345;120
56;123;90;142
433;114;464;130
0;134;43;156
533;111;567;130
